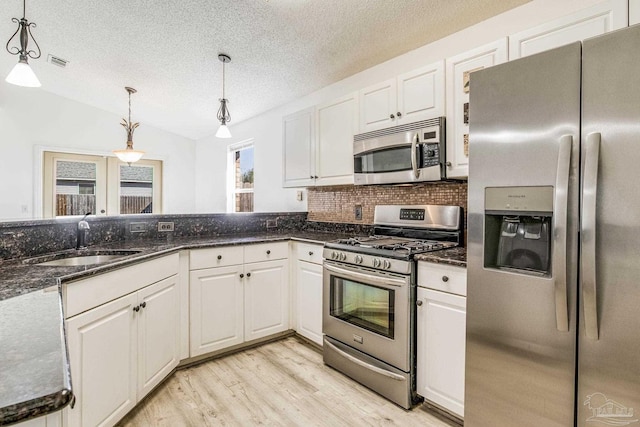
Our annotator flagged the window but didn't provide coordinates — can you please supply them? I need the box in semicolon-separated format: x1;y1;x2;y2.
43;151;162;218
227;140;254;213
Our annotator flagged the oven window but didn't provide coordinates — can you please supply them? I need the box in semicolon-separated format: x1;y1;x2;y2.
330;277;394;339
354;146;413;174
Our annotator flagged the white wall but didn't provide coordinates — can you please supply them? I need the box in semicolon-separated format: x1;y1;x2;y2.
0;84;196;220
194;0;609;213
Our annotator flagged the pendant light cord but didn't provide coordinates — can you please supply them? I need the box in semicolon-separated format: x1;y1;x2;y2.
22;0;26;19
222;60;226;99
128;90;132;124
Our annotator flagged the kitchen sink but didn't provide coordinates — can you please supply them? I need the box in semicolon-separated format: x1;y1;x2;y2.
24;250;142;267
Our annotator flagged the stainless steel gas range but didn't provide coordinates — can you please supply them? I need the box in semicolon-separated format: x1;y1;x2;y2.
322;204;463;409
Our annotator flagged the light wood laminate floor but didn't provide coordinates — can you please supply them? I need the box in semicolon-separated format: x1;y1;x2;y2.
118;336;458;427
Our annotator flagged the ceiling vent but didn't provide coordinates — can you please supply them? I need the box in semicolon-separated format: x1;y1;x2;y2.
47;54;69;68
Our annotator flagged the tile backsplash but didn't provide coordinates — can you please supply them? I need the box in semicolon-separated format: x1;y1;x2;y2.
307;182;468;225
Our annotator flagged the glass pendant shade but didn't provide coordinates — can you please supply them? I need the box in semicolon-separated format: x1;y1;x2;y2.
113;147;145;164
5;58;40;87
216;123;231;138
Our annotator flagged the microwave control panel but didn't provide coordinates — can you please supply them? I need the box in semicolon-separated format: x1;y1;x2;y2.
422;142;441;167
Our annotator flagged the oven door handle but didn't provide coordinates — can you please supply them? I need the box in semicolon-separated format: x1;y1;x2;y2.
324;339;406;381
324;263;408;288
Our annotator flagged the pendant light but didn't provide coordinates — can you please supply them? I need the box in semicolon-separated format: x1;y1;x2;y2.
216;54;232;138
113;87;145;165
5;0;41;87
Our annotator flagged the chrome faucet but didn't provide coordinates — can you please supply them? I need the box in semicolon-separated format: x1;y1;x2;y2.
76;212;91;250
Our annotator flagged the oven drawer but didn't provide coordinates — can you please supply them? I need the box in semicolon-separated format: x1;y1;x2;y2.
417;261;467;296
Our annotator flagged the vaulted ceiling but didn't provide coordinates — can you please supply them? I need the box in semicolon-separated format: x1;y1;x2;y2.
0;0;529;139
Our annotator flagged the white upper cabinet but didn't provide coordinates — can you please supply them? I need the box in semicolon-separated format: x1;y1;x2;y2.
631;0;640;25
445;39;508;179
359;61;444;133
282;107;315;187
509;0;628;59
315;92;359;186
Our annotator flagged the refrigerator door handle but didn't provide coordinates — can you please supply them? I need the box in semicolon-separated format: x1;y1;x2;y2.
582;132;601;340
554;134;572;332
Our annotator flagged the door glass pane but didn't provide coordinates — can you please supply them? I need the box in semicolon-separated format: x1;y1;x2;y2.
354;146;412;173
55;160;96;216
120;165;153;214
233;146;254;213
330;277;394;338
235;193;254;213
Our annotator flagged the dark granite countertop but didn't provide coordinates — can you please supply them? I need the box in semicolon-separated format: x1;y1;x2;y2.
414;246;467;268
0;230;352;425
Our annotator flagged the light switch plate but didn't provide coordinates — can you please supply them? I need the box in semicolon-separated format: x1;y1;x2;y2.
130;222;147;233
296;190;303;201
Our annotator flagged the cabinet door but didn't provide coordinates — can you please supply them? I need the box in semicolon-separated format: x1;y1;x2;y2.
13;413;61;427
296;260;323;346
190;266;244;356
244;259;290;341
65;293;138;427
445;38;508;178
632;0;640;25
397;61;444;125
416;287;466;418
315;92;358;186
137;275;180;399
509;0;627;59
282;108;315;187
359;78;397;132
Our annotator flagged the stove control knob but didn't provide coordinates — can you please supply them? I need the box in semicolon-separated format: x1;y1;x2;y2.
373;258;381;268
331;251;338;259
355;255;363;264
383;260;392;269
340;252;347;261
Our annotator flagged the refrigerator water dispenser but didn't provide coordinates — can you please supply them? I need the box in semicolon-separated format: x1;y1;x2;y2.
483;186;553;276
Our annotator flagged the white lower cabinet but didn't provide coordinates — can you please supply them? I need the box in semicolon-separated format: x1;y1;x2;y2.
14;412;61;427
63;255;180;427
416;262;467;418
189;243;290;358
295;260;323;346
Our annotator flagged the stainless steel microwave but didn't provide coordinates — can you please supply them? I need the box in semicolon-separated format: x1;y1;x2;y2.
353;117;446;185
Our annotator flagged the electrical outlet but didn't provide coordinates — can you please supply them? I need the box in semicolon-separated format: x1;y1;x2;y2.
296;190;303;201
355;204;363;221
158;222;174;232
130;222;147;233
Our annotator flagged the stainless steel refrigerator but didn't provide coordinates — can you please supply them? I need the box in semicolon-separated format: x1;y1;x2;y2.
467;25;640;426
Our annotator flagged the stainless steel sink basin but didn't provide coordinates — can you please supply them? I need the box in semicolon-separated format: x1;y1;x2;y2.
25;250;142;267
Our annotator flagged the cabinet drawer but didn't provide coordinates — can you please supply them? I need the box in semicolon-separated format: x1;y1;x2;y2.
244;242;288;264
189;246;244;270
64;253;179;318
295;242;324;265
417;262;467;296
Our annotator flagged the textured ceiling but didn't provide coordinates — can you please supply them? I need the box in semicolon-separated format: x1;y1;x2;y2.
1;0;529;140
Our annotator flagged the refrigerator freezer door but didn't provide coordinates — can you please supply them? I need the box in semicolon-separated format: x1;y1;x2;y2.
466;43;581;426
579;24;640;426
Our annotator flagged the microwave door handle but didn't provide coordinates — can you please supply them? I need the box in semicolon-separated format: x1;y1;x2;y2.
553;134;572;332
323;263;407;288
411;133;420;179
582;132;601;340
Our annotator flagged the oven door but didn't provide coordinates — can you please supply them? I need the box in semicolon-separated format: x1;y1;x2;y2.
323;261;411;371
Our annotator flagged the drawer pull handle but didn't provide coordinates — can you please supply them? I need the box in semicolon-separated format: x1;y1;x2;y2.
217;255;222;260
240;273;244;278
266;250;271;255
309;251;314;256
442;276;449;282
247;272;251;277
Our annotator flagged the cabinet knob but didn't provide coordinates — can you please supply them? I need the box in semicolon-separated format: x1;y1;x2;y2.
140;301;146;309
442;276;449;282
247;272;251;277
314;175;318;179
390;114;395;119
240;273;244;278
397;111;402;117
416;300;423;306
217;255;222;260
446;161;452;167
309;251;314;256
310;175;314;179
133;305;140;312
266;250;271;255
